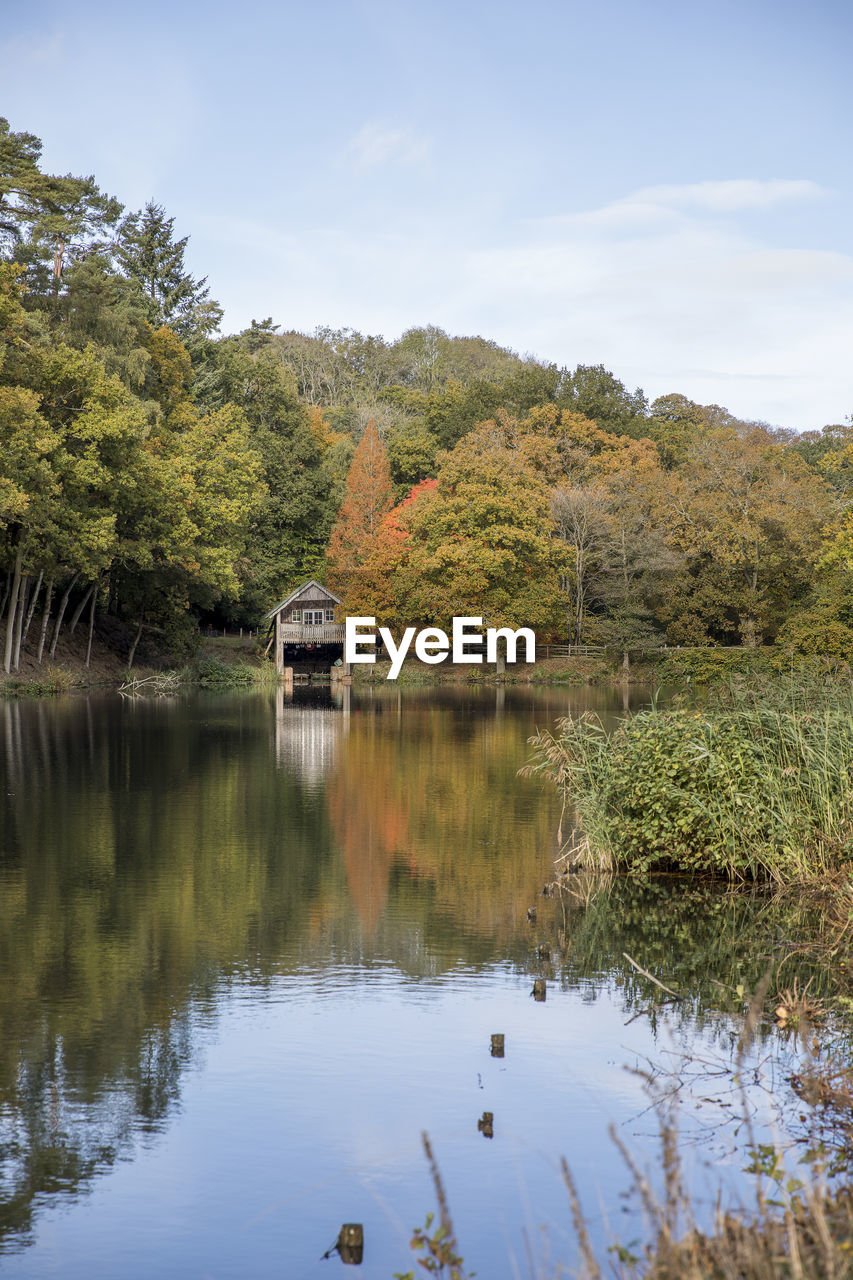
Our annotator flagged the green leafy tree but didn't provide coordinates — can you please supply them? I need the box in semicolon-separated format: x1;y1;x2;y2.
198;339;332;621
387;422;438;494
662;428;834;645
0;117;43;250
558;363;648;436
0;266;149;669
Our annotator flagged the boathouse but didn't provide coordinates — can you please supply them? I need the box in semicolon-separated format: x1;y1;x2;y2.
265;580;345;674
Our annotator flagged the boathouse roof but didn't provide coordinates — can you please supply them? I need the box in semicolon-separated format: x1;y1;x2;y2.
263;580;343;621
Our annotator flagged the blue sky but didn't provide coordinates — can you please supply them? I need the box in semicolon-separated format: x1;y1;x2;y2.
3;0;851;429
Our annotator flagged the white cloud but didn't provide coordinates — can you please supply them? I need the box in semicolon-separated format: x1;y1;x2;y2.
344;122;430;170
203;180;851;432
620;178;827;214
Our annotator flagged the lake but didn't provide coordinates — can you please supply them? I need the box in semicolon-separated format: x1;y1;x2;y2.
0;685;816;1278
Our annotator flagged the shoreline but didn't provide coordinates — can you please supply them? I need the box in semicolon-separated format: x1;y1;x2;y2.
0;651;651;697
3;636;845;698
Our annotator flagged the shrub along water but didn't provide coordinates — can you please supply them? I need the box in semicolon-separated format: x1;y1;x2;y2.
525;676;853;881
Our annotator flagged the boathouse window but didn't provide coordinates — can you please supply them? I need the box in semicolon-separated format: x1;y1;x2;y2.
325;609;334;622
292;609;301;622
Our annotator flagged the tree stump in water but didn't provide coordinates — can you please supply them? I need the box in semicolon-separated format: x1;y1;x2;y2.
478;1111;494;1138
337;1223;363;1264
532;978;547;1002
490;1034;505;1057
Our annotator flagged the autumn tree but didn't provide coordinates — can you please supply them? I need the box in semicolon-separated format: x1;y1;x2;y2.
379;422;564;635
660;427;834;646
646;393;710;468
326;420;394;602
344;479;438;626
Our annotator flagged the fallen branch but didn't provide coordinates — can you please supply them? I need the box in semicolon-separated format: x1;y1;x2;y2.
623;952;683;1001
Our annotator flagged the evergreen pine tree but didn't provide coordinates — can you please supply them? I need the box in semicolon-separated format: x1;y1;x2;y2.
116;201;222;340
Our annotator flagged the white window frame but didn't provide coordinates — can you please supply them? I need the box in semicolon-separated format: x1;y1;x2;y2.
291;609;301;622
325;608;335;622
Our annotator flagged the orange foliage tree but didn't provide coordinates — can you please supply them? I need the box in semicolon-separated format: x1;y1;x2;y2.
344;478;437;625
325;419;394;602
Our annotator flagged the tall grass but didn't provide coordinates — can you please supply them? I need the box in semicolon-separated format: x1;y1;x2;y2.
524;676;853;881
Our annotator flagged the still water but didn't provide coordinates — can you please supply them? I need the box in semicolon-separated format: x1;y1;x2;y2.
0;685;815;1277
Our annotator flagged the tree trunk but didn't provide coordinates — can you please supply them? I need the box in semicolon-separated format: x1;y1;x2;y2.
69;582;95;635
12;573;30;670
0;571;9;620
50;573;79;660
3;545;23;675
127;619;144;670
22;569;43;643
622;649;630;678
85;581;98;668
37;578;54;665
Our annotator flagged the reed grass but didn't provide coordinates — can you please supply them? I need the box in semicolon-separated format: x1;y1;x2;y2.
524;675;853;881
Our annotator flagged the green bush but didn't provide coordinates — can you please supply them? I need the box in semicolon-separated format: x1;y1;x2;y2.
525;676;853;880
193;656;258;687
655;647;774;684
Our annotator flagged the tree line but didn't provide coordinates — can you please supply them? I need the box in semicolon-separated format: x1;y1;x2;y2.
1;114;852;671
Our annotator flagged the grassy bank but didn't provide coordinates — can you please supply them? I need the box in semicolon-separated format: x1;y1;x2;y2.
0;632;276;696
524;676;853;881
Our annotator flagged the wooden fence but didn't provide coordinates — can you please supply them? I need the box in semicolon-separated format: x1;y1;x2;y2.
535;644;760;659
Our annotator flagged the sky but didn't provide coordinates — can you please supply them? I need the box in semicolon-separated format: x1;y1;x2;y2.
2;0;851;430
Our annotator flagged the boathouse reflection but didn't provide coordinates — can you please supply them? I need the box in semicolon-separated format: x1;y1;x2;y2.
272;685;349;780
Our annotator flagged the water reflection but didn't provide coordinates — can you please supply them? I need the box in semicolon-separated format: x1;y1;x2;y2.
274;686;348;780
0;687;827;1277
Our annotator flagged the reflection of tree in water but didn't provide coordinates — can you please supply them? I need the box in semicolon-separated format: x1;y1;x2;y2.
2;687;818;1256
526;874;833;1044
326;713;409;933
0;1013;194;1249
0;694;335;1252
322;693;563;955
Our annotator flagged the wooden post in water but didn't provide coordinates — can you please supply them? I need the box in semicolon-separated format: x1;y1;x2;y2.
284;665;293;692
490;1034;505;1057
337;1223;363;1264
533;978;547;1002
477;1111;494;1138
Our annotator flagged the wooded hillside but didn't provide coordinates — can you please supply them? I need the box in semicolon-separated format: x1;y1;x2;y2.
2;115;852;673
